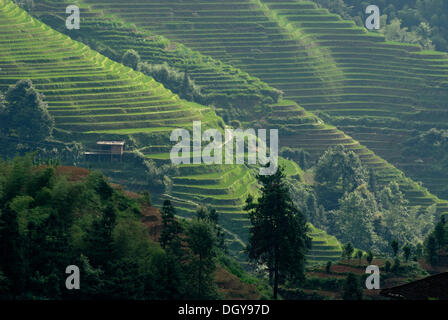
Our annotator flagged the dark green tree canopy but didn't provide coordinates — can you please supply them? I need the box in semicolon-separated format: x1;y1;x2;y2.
315;145;368;210
122;49;141;71
160;200;182;256
245;166;311;299
3;80;54;142
342;273;363;300
185;218;217;299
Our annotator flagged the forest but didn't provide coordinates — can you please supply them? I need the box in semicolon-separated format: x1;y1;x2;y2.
1;0;448;301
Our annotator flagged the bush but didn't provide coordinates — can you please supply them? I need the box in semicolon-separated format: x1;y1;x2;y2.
139;62;205;104
122;49;141;71
280;147;311;169
392;257;401;273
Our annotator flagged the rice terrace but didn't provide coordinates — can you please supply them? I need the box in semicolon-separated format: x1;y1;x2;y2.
1;0;448;304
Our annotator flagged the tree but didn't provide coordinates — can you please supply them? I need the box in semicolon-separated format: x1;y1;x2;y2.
148;252;186;300
434;220;446;249
385;260;391;272
181;69;193;101
415;242;424;259
336;185;378;250
122;49;141;71
325;261;332;274
208;208;219;225
86;204;117;270
379;182;434;248
208;208;226;251
4;80;54;142
160;200;182;256
391;239;399;258
342;273;363;300
315;145;368;210
392;257;401;273
425;234;438;265
0;205;25;296
368;169;378;194
366;250;374;265
139;62;204;104
356;250;363;265
381;18;435;50
343;242;354;260
403;245;412;263
196;205;208;220
245;166;311;299
185;218;217;299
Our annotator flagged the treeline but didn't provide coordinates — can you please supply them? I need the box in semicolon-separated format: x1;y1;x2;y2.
0;155;225;299
0;154;312;300
313;0;447;51
120;49;282;118
286;145;436;254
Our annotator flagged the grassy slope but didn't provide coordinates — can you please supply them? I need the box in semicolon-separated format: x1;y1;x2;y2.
72;0;448;217
29;0;280;118
0;0;341;264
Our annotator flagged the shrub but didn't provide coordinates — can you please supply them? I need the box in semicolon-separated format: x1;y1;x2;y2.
122;49;141;71
139;62;205;104
392;257;401;273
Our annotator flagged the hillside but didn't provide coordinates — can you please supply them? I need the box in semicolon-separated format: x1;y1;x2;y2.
0;0;248;257
6;0;447;252
0;0;345;264
77;0;448;214
21;0;448;219
0;157;265;299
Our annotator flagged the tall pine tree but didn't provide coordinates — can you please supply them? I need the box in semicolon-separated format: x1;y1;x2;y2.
160;200;182;256
245;166;311;299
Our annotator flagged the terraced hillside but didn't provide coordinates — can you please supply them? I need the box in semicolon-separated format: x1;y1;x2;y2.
0;2;225;140
30;0;281;120
0;0;344;264
54;0;448;216
262;0;448;199
94;0;441;202
0;0;242;253
307;224;342;264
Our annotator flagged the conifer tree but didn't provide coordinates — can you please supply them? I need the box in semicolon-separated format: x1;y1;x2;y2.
245;166;311;299
160;200;182;256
